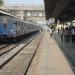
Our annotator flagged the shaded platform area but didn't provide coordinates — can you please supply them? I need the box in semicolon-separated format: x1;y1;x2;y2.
27;32;74;75
53;32;75;72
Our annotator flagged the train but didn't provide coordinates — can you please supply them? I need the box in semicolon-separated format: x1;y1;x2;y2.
0;10;41;42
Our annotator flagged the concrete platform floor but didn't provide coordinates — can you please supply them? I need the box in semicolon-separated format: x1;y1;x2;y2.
27;32;74;75
53;32;75;72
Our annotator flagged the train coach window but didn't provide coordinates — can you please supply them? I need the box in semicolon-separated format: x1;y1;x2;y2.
14;21;17;24
2;16;8;28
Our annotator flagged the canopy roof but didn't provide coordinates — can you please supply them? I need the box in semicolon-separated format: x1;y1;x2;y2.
44;0;75;21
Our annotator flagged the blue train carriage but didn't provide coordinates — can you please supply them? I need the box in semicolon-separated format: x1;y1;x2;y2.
25;21;40;33
0;10;17;41
0;10;41;42
0;10;24;41
0;10;25;41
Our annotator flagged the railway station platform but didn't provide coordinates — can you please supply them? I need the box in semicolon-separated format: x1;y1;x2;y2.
53;32;75;72
27;31;74;75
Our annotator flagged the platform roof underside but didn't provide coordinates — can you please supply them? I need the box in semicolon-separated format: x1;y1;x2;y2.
44;0;75;22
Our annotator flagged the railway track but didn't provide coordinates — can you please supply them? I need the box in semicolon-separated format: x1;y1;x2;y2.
0;33;39;56
0;44;17;56
0;44;9;49
0;32;44;75
0;32;42;69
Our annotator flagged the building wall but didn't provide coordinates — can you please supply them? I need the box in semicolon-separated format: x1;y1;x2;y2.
0;5;46;24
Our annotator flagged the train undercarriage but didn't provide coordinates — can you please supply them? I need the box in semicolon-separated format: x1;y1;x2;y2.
0;31;39;43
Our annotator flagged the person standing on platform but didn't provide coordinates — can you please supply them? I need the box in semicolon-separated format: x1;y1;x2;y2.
58;28;60;34
60;27;64;41
71;27;75;42
49;29;53;37
64;27;70;42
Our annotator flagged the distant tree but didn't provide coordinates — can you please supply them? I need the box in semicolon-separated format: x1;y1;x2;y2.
0;0;4;6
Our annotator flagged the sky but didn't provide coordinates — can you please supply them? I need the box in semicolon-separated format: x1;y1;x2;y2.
4;0;44;5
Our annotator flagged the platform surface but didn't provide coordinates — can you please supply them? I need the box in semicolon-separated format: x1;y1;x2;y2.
27;31;74;75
